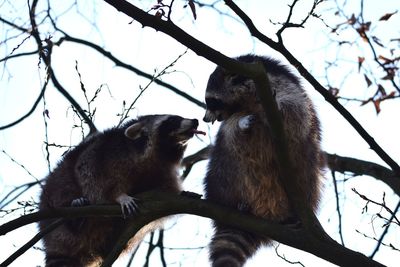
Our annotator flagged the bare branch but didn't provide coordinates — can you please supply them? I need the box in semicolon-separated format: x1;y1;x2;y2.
223;0;400;176
331;171;345;245
1;219;64;267
370;201;400;258
55;34;205;108
326;153;400;196
0;78;48;131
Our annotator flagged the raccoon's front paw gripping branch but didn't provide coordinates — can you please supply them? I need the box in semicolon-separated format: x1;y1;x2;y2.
116;193;139;218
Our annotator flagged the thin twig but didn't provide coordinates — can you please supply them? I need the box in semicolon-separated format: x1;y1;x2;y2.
331;171;345;245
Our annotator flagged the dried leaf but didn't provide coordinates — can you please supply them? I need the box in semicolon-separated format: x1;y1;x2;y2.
381;68;396;81
188;0;197;20
373;99;381;114
347;14;356;25
356;27;368;42
363;22;371;31
358;56;365;72
381;72;395;80
377;84;387;96
384;91;396;99
378;55;392;63
379;11;398;21
364;74;372;87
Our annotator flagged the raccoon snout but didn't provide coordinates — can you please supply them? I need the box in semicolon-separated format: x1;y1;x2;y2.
203;110;217;124
181;118;198;129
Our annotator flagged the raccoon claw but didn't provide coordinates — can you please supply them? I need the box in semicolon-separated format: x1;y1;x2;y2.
238;115;255;130
71;197;90;207
116;194;139;218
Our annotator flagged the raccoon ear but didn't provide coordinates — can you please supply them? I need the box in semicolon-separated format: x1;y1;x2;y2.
125;122;143;140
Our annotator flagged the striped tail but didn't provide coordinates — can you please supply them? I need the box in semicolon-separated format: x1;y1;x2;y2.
209;226;264;267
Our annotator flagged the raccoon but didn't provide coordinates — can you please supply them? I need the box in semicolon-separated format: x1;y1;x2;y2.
203;55;323;267
39;114;203;267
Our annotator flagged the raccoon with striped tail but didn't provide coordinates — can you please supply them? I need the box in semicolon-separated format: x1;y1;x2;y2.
39;114;205;267
203;55;324;267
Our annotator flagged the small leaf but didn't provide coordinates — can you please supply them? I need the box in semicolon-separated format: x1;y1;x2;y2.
356;27;368;42
364;74;372;87
379;11;397;21
378;55;392;64
347;14;356;25
188;0;197;20
381;72;395;80
377;84;387;96
373;99;381;114
358;56;365;72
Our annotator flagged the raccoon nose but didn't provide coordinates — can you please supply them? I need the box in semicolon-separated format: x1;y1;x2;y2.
203;110;216;124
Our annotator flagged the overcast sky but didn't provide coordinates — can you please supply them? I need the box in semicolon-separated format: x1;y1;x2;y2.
1;0;399;266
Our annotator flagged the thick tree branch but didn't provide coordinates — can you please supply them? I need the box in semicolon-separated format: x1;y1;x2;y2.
0;191;384;267
99;3;396;265
223;0;400;176
183;146;400;196
103;0;315;224
103;0;256;76
327;153;400;196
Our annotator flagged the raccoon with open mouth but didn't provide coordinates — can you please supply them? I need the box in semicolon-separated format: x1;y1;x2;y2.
39;114;205;267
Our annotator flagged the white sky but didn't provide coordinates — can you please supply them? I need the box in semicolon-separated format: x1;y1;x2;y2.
1;0;399;266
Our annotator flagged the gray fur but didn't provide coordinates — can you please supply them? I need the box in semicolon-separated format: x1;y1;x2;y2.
39;115;199;267
203;55;324;267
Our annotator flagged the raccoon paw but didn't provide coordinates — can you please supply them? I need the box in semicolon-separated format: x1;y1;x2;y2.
238;115;255;131
116;193;139;218
71;197;90;207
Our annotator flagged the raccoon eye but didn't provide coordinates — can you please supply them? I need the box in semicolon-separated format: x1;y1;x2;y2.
205;97;224;111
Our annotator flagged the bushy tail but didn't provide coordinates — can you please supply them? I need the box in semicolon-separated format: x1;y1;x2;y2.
209;226;263;267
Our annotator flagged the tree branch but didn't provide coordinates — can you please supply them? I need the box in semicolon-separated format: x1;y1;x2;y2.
1;219;64;266
223;0;400;176
28;0;97;135
326;153;400;196
55;35;205;109
0;79;48;131
0;191;384;267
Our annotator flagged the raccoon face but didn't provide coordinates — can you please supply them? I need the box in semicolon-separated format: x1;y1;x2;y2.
157;116;203;145
125;115;204;159
203;68;256;124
